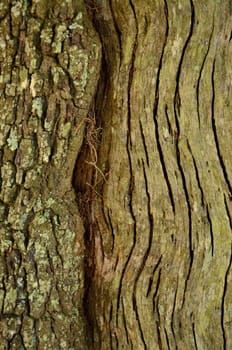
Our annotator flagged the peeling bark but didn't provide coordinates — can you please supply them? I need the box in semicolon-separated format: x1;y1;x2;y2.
1;0;232;349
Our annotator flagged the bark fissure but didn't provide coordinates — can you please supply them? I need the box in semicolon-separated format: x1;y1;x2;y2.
1;1;232;349
196;22;214;127
192;322;198;350
173;0;195;308
146;255;162;298
206;204;214;256
153;0;176;214
211;58;232;196
224;195;232;230
221;244;232;349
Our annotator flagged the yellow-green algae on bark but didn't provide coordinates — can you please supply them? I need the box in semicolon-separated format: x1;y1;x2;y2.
0;0;101;348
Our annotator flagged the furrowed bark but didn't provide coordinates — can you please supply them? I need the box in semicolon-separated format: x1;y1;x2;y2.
1;0;232;349
80;1;232;349
0;1;101;349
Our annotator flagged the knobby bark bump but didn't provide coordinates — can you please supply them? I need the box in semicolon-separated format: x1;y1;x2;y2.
0;1;232;350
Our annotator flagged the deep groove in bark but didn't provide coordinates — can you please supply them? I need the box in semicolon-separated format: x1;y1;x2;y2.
164;327;171;350
224;194;232;230
153;0;176;214
170;285;178;350
72;56;105;350
196;22;214;127
132;160;153;291
146;255;162;298
122;298;130;345
152;269;162;312
139;120;150;167
192;322;198;350
206;204;214;256
174;0;195;309
221;244;232;349
211;58;232;197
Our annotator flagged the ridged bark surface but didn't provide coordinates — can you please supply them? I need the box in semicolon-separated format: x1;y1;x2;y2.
1;1;232;349
81;1;232;349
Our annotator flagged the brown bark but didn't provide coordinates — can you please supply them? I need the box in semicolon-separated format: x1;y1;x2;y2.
79;1;232;349
1;1;232;349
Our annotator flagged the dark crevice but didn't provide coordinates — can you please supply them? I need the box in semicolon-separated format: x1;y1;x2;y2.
115;0;138;329
196;22;214;127
122;297;130;345
229;30;232;41
146;255;162;297
174;0;195;118
106;208;115;252
164;105;173;138
131;160;153;349
170;285;178;350
109;303;114;350
192;322;198;350
109;0;122;66
224;194;232;230
211;58;232;197
152;269;162;312
153;0;175;215
154;112;176;214
139;120;150;167
221;243;232;349
164;327;171;350
206;204;214;256
132;292;148;350
72;43;106;350
187;140;204;206
133;160;153;290
174;0;195;309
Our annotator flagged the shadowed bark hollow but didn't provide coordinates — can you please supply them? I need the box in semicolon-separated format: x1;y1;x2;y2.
1;0;232;349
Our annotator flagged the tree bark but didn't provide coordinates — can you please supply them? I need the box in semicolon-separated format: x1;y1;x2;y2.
1;1;232;349
0;1;101;349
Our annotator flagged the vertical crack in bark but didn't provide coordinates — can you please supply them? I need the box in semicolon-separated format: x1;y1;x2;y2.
146;255;162;298
153;0;175;214
221;243;232;349
224;194;232;230
196;22;214;127
170;284;178;350
192;322;198;350
211;58;232;196
152;269;162;313
187;140;205;207
106;208;115;253
109;0;122;66
173;0;195;308
205;204;214;256
121;297;130;345
139;121;150;167
164;327;171;350
155;298;164;350
131;160;153;350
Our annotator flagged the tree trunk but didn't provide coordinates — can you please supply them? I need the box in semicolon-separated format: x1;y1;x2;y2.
1;1;232;349
0;1;101;348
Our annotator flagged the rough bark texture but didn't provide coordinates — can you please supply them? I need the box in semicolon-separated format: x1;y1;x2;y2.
1;0;232;349
81;1;232;349
0;1;101;349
